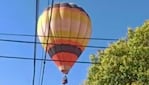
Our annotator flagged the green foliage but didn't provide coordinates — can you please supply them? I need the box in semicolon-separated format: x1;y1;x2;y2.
83;20;149;85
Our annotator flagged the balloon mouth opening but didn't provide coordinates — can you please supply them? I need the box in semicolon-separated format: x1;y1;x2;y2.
62;70;69;74
59;65;71;74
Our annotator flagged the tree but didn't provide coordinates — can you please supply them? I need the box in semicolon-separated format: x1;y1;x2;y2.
83;20;149;85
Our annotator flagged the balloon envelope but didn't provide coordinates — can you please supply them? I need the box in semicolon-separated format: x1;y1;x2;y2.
37;3;91;74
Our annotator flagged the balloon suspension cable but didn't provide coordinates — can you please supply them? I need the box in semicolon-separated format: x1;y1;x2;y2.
62;74;68;85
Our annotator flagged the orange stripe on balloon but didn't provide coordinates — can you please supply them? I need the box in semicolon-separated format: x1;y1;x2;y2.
52;52;78;74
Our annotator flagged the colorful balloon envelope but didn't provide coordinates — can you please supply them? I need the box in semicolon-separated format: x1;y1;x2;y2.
37;3;92;74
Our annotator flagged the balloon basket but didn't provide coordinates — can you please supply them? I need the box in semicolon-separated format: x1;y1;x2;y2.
62;74;68;85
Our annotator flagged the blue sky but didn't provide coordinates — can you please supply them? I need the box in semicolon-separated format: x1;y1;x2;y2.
0;0;149;85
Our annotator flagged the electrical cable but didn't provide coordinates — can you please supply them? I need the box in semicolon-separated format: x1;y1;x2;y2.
0;55;99;64
0;32;118;41
32;0;39;85
38;49;45;85
40;0;54;85
0;38;107;48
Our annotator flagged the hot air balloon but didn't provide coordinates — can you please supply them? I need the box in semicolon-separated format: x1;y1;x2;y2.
37;2;91;84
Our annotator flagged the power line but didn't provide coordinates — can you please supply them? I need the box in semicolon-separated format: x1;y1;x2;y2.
32;0;39;85
0;32;118;41
0;38;108;48
0;55;99;64
38;50;45;85
40;0;54;85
